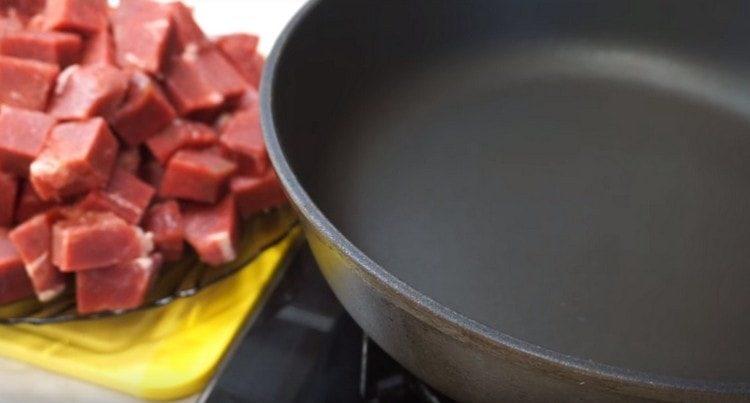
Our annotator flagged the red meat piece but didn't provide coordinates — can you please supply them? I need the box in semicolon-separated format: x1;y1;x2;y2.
215;33;262;88
81;30;115;65
165;2;206;52
110;71;176;145
0;55;58;111
52;211;152;272
183;195;237;266
235;88;259;111
116;147;141;174
40;0;108;34
76;253;161;314
0;31;82;66
164;46;248;116
0;12;23;37
0;172;17;226
112;0;172;74
0;105;55;176
30;118;118;200
78;169;155;224
14;180;54;223
8;213;67;302
1;0;45;20
143;200;184;261
230;170;287;219
0;229;35;304
220;108;269;176
145;119;217;165
159;149;236;203
48;64;130;120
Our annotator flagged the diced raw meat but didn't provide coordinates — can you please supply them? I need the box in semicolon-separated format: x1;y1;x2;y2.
0;12;24;37
0;229;35;304
116;147;141;174
0;172;17;226
0;105;56;176
220;108;269;175
112;0;172;74
48;64;130;120
140;159;164;189
163;46;248;116
0;31;82;66
8;214;67;302
52;211;153;271
145;119;217;165
215;33;262;88
14;181;54;223
1;0;45;20
230;170;287;219
165;2;206;52
81;30;115;65
110;71;175;145
77;169;155;224
40;0;108;34
183;195;237;266
76;253;161;314
235;88;258;111
0;55;58;110
159;148;236;203
143;200;183;261
30;118;118;200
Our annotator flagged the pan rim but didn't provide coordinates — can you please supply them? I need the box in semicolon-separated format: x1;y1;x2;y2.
260;0;750;397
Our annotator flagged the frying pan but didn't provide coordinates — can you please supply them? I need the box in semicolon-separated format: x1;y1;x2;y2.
261;1;750;401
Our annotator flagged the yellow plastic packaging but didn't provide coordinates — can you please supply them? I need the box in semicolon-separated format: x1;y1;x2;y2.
0;228;301;400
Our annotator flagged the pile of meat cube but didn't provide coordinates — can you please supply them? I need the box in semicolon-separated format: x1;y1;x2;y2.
0;0;287;314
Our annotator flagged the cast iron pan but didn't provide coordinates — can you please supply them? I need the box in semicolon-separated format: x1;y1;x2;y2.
263;0;750;401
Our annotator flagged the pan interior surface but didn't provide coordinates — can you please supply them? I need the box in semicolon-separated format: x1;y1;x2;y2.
271;0;750;385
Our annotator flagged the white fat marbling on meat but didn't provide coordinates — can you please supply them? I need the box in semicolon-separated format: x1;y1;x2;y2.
206;231;235;262
25;252;49;275
38;283;65;302
135;228;155;256
54;65;79;95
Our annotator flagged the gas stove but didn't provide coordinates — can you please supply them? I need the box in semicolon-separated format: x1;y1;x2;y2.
202;246;454;403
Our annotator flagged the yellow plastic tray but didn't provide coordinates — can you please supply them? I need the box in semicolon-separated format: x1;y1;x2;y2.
0;227;301;400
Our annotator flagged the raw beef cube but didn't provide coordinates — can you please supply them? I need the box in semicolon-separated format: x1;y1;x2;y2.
235;88;258;111
215;33;262;88
30;118;118;200
0;106;55;177
159;149;236;203
116;147;141;174
0;172;17;226
164;46;248;116
0;12;23;37
110;72;176;145
220;108;269;175
0;0;45;20
230;170;287;219
165;2;206;52
40;0;108;34
77;169;155;224
0;31;82;66
0;55;59;110
81;30;115;65
15;181;54;223
48;64;130;120
76;253;161;314
8;214;67;302
183;195;237;266
112;0;172;74
145;119;217;165
143;200;183;261
52;211;152;271
140;159;164;189
0;230;35;304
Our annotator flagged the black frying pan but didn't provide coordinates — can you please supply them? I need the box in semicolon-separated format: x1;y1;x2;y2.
261;1;750;401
